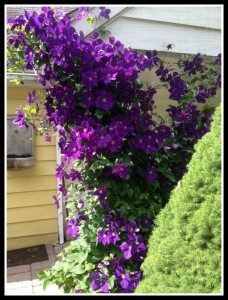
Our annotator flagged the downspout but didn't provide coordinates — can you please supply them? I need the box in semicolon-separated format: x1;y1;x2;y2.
56;131;65;244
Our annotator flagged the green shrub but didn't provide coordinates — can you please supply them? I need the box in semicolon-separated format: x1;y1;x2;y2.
135;105;222;294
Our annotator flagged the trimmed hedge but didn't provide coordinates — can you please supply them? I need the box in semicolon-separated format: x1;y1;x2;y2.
136;105;221;294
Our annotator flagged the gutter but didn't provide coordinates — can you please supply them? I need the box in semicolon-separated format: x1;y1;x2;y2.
7;72;38;80
7;73;39;87
85;7;132;39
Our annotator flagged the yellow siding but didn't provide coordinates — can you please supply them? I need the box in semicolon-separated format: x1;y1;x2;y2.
7;86;58;251
7;176;57;193
7;190;58;208
7;205;57;223
8;233;58;251
7;161;57;178
8;219;58;238
35;135;56;146
35;146;57;161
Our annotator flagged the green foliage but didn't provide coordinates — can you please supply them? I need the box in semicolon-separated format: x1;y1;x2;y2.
38;235;119;293
9;75;24;85
135;105;221;294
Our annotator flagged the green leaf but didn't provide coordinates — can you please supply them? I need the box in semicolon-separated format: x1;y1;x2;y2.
43;280;53;291
98;29;112;38
71;264;85;274
87;14;94;25
107;275;115;289
127;188;134;198
29;108;37;115
139;193;146;200
128;215;137;221
104;256;111;261
65;253;78;262
52;261;64;271
94;111;104;120
133;186;140;197
85;263;95;271
163;172;176;183
9;78;21;85
152;180;160;188
78;281;88;289
138;208;147;215
37;270;49;280
91;255;103;262
7;68;15;73
120;203;130;213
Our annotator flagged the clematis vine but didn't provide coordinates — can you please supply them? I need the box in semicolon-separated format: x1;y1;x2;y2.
7;5;221;294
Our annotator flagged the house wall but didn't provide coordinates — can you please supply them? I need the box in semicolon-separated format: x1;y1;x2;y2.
138;51;221;117
7;86;58;250
102;6;222;56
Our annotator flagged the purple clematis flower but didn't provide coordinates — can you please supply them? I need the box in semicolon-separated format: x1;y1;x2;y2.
27;89;38;104
195;88;208;103
55;8;66;20
82;71;98;89
25;46;35;63
143;165;158;183
55;162;64;181
106;136;123;153
82;91;95;109
215;53;221;66
78;199;85;209
120;273;132;290
168;72;187;101
44;132;52;142
141;216;153;229
97;229;110;246
124;220;140;234
114;269;136;292
182;53;203;75
90;273;109;293
216;74;221;88
76;7;89;21
94;187;107;200
96;127;111;148
68;169;83;182
99;7;111;19
13;109;29;129
95;90;114;111
97;228;120;246
120;242;132;259
101;66;117;85
52;195;59;209
112;163;131;180
130;271;141;289
58;184;67;196
66;219;79;238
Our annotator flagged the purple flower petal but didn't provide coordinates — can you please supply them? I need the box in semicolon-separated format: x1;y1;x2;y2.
101;281;109;293
120;242;129;251
91;280;101;291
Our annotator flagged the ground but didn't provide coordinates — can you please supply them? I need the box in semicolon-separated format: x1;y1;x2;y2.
6;242;71;295
7;244;49;267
